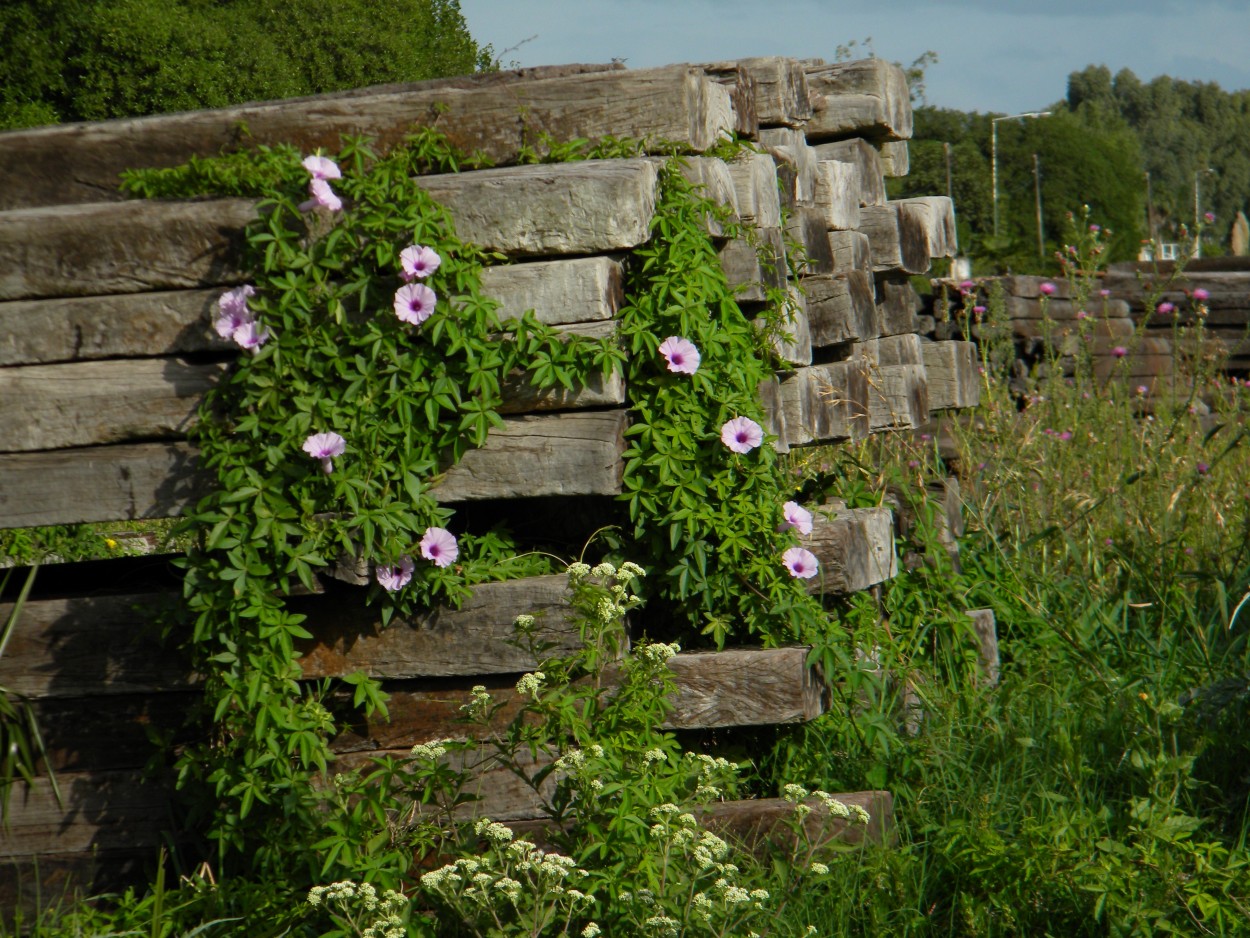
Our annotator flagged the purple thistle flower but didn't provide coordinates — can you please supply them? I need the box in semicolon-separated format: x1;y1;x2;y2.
1039;282;1056;296
376;556;414;592
780;501;814;536
782;547;819;579
400;244;442;281
1197;462;1210;475
1112;346;1128;358
299;177;342;212
394;283;437;325
1099;289;1111;298
973;305;987;316
1193;288;1210;302
658;336;701;375
420;527;459;568
958;279;975;294
1204;211;1215;224
303;432;346;474
720;416;763;454
1157;301;1175;315
301;155;342;181
232;320;270;352
1089;224;1101;233
1136;385;1148;396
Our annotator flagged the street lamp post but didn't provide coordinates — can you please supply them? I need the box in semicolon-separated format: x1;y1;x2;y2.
991;110;1051;239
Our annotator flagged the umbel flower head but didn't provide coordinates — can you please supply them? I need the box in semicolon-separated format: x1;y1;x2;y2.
720;416;763;454
658;336;700;374
420;527;459;567
303;432;346;474
394;283;437;325
400;244;442;281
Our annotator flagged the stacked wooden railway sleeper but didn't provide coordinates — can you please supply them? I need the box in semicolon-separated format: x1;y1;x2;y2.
0;56;977;905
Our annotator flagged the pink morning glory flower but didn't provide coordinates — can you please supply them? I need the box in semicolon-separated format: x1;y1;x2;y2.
783;547;819;579
303;432;346;474
299;178;343;212
720;416;763;454
420;527;459;568
215;286;255;338
1193;288;1210;301
301;155;341;180
658;336;701;375
781;501;814;536
1039;282;1056;296
232;320;270;352
1112;346;1128;358
1157;301;1175;314
394;283;437;325
400;245;442;281
376;556;415;592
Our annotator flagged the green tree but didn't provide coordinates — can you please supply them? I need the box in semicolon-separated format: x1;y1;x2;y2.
0;0;493;130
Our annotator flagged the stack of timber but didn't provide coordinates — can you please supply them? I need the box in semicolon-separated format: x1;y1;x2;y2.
0;54;983;907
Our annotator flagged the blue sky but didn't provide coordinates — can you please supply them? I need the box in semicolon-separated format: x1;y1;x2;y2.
461;0;1250;114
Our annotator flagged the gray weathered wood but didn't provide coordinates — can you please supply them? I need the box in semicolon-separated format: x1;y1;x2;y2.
718;228;787;303
810;139;886;206
807;505;897;594
879;140;909;177
858;203;930;275
480;257;623;326
921;340;981;411
965;608;1000;687
812;160;861;231
827;230;873;274
756;375;789;454
758;128;818;203
875;333;924;366
726;152;782;229
0;359;224;453
704;57;812;127
780;361;870;446
875;274;922;336
784;206;836;276
0;410;628;527
866;363;929;430
676;156;740;237
757;286;812;366
498;369;627;414
0;64;734;211
896;197;957;260
803;272;876;346
805;59;913;141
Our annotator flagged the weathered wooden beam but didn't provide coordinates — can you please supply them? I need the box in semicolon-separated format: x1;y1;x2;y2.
896;197;957;260
875;274;922;336
810;139;886;206
858;203;930;275
874;333;924;367
0;64;735;211
0;160;660;301
805;58;913;142
704;57;812;127
802;272;877;347
480;256;623;326
921;340;981;411
965;608;1000;687
757;286;812;366
779;360;870;446
757;375;789;454
1004;295;1132;321
718;228;787;303
812;160;861;231
827;230;873;274
866;363;929;430
784;206;836;276
726;152;782;229
676;156;740;237
807;505;897;594
0;410;628;527
879;140;909;177
758;128;818;203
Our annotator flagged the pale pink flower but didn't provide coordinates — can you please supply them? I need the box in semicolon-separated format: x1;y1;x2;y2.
720;416;763;454
1058;431;1073;441
1039;282;1056;296
299;178;342;212
658;336;701;374
1075;310;1089;320
303;432;346;474
780;501;814;536
394;283;437;325
1136;385;1148;396
958;279;975;294
420;527;459;568
1099;289;1111;298
301;155;342;180
215;286;255;338
376;556;415;592
1193;288;1210;301
399;244;442;281
1157;301;1175;315
1112;346;1128;358
1089;224;1101;233
232;320;270;352
1204;211;1215;224
782;547;819;579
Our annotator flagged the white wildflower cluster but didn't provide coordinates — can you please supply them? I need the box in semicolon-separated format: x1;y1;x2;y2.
596;596;618;625
812;790;870;824
307;882;407;938
591;562;616;577
643;914;680;937
809;862;829;876
461;684;493;720
642;747;668;765
474;817;515;844
616;561;646;582
637;641;681;666
410;739;450;761
515;671;545;699
582;924;602;938
782;783;809;803
567;562;592;582
514;613;536;631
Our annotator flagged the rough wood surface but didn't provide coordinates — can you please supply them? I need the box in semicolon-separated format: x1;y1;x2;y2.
0;64;733;211
758;127;818;203
676;157;740;237
807;505;897;595
757;286;812;366
876;274;922;336
965;608;1000;687
0;199;255;301
718;228;786;303
480;257;624;326
810;139;886;206
805;58;913;141
803;272;877;346
785;206;836;276
497;369;626;415
705;57;812;127
780;361;870;446
896;197;957;260
922;340;981;411
757;375;789;453
1004;295;1132;321
867;362;929;430
0;410;628;527
0;359;224;453
813;160;862;231
827;230;873;274
879;140;910;177
859;203;931;275
726;152;782;229
874;333;924;366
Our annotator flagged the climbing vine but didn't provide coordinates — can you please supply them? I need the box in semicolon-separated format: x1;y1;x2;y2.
121;129;842;877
